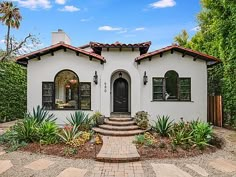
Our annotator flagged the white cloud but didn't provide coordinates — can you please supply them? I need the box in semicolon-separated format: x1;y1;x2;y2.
0;39;5;44
12;0;51;9
80;17;93;22
55;0;66;5
191;26;200;31
135;27;145;31
59;5;80;12
98;26;122;31
150;0;176;8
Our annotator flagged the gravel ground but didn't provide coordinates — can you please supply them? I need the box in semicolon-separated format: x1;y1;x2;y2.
0;127;236;177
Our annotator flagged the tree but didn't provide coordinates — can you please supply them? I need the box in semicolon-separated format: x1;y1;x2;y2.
174;30;189;47
0;1;22;59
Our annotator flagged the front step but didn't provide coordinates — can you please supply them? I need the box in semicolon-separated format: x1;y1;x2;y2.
105;119;135;126
110;113;131;118
109;117;133;121
92;127;146;136
99;124;139;131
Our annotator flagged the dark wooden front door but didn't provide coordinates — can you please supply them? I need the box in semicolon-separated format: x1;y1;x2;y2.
114;78;128;112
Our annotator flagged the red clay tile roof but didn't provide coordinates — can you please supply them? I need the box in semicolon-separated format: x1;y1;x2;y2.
16;42;105;65
90;41;151;48
135;44;221;63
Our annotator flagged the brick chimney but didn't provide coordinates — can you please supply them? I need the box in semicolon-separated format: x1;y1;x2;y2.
51;29;71;45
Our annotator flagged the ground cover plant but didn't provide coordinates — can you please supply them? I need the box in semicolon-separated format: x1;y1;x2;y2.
134;115;223;159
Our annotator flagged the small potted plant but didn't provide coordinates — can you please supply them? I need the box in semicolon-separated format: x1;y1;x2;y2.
91;111;104;126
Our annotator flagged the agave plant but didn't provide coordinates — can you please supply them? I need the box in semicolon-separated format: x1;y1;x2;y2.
38;121;59;144
29;105;56;124
153;115;173;137
58;125;81;142
67;111;92;130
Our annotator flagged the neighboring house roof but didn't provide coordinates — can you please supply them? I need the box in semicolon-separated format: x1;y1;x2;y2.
16;42;105;66
90;41;151;55
78;44;90;49
135;44;221;63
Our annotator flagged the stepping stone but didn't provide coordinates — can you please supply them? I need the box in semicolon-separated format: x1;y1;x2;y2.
209;158;236;173
186;164;209;176
151;163;192;177
0;160;13;175
57;167;87;177
0;151;6;156
24;159;54;171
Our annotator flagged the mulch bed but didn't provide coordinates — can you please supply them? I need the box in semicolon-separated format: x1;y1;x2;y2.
20;142;102;159
136;134;223;160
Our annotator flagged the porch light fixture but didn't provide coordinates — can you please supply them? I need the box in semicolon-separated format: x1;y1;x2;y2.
93;71;98;84
65;84;70;88
143;71;148;85
119;72;122;78
69;76;77;84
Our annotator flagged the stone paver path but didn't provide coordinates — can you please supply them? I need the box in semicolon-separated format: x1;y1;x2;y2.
0;160;13;175
0;151;6;156
96;136;140;162
186;164;209;176
151;163;193;177
209;158;236;173
24;158;55;171
57;167;87;177
91;161;145;177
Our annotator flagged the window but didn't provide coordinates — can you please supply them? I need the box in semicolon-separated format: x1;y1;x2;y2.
153;71;191;101
42;82;54;109
80;82;91;110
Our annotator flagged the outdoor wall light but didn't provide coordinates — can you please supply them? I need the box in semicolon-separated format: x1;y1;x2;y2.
93;71;98;84
143;71;148;85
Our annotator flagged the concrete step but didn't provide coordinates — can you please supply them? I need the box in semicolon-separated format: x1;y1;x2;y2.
92;127;146;136
104;119;135;126
110;113;131;118
109;117;133;121
99;124;139;131
96;154;140;162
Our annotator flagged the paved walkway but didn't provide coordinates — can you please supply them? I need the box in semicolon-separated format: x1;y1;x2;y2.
96;136;140;162
0;127;236;177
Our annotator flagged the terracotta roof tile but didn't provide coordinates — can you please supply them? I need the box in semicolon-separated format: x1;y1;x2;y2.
16;42;105;65
90;41;151;48
135;45;221;63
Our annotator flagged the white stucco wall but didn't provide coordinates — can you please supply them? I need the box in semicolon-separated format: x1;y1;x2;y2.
27;47;208;125
138;51;208;123
27;49;103;124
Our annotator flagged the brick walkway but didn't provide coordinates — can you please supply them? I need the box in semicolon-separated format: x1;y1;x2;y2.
96;136;140;162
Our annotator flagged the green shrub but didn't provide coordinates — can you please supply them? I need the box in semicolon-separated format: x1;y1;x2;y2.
58;125;81;142
67;111;92;131
28;105;56;123
91;111;104;126
134;111;149;129
153;115;173;137
38;121;59;144
63;147;78;156
0;61;26;122
133;132;156;147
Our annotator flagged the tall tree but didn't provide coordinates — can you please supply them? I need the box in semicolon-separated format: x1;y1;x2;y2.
174;30;189;47
0;1;22;59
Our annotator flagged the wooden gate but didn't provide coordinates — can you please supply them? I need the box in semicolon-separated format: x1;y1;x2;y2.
207;95;223;127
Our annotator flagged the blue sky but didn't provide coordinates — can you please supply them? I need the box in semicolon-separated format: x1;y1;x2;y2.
0;0;201;51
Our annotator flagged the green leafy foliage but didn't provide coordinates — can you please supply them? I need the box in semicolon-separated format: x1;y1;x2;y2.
38;121;59;145
67;111;93;131
29;105;56;124
91;111;104;126
153;115;173;137
58;125;81;142
0;61;26;122
63;147;78;156
133;132;156;147
134;111;149;130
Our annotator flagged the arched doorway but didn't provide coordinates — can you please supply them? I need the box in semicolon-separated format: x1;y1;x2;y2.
113;78;129;112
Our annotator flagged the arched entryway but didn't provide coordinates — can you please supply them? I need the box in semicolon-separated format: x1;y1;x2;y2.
113;78;128;112
111;70;131;113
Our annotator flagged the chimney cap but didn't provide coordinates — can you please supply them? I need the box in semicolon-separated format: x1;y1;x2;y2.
58;29;63;32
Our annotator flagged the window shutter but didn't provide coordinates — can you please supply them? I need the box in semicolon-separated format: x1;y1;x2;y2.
80;82;91;110
42;82;54;110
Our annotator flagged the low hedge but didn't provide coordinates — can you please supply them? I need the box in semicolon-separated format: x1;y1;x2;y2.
0;61;26;122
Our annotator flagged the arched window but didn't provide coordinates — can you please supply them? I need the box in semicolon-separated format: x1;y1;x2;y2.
42;70;91;110
54;70;79;109
164;70;178;100
152;70;191;101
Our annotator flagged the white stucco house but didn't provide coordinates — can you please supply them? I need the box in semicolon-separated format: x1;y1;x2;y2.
16;30;220;125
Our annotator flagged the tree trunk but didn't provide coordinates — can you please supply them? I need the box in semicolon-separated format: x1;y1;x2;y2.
6;25;10;58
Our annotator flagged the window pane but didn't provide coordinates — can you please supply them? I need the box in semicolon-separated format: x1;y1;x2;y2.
153;86;162;93
165;71;178;99
153;78;164;100
153;93;163;100
153;78;163;86
80;83;91;110
179;78;191;101
42;82;54;110
54;70;79;109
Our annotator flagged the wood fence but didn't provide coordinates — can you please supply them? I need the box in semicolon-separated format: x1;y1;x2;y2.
207;95;223;127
